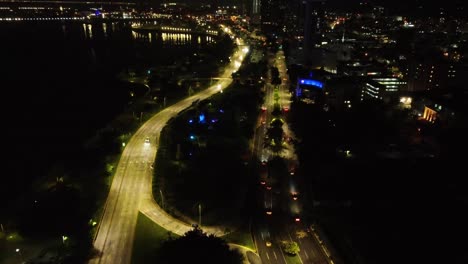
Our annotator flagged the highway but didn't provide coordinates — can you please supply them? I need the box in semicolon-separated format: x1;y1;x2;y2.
251;48;332;264
89;26;248;264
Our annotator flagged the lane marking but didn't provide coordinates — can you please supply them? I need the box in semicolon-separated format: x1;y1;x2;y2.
266;252;270;260
273;251;277;260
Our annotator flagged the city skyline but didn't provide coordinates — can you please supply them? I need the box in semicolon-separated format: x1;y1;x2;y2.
1;1;467;263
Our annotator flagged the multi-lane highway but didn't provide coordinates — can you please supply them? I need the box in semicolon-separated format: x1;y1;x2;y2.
89;27;248;264
251;48;332;264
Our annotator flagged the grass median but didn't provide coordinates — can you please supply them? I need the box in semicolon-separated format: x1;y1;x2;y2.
131;212;179;264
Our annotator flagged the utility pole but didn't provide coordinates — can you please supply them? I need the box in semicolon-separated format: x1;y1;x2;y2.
16;249;24;263
159;189;164;210
198;203;202;227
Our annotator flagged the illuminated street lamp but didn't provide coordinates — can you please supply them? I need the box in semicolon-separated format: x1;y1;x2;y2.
16;248;24;263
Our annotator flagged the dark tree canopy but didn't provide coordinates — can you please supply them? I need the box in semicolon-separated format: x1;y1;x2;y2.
157;228;244;264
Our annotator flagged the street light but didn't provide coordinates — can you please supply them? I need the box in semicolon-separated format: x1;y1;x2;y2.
16;248;24;263
159;189;164;210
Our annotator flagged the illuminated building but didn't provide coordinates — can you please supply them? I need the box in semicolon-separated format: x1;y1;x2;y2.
361;77;406;102
423;106;437;122
252;0;260;14
295;71;328;104
404;58;467;92
260;0;286;32
324;77;362;111
303;0;326;64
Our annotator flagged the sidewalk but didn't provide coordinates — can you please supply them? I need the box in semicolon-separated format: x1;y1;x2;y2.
229;243;261;264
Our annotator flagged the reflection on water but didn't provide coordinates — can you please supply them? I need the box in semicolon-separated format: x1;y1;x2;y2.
31;21;219;70
132;31;214;46
82;23;86;38
77;22;216;47
61;24;67;37
103;23;107;38
87;24;93;39
160;32;191;45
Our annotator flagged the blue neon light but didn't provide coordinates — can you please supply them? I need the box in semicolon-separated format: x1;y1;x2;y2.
199;114;205;123
299;79;324;89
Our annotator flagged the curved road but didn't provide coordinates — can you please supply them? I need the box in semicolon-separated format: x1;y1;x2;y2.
89;29;248;264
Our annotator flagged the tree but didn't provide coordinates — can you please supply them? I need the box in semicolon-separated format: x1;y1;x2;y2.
296;230;307;239
281;241;300;255
267;118;284;146
157;228;244;264
271;104;282;117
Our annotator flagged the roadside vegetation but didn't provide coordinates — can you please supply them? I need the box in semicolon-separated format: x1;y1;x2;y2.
153;59;266;229
1;28;234;263
157;227;243;264
131;213;178;264
289;91;468;264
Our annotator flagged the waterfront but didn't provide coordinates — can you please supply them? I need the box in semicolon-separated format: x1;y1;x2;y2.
1;20;218;210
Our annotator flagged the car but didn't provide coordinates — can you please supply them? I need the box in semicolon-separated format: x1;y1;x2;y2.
145;137;150;144
293;215;301;222
266;209;272;215
260;180;266;185
266;185;272;190
261;119;266;125
261;105;267;112
266;241;272;247
282;106;289;112
288;163;296;175
292;192;298;200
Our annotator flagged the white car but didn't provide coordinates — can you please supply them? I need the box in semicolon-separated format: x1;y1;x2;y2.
144;137;150;145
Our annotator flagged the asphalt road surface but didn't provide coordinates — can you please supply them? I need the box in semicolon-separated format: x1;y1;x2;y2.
251;48;333;264
89;27;248;264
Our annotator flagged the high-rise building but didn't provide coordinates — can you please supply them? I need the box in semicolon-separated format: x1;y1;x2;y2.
302;0;326;64
361;77;407;102
252;0;260;14
260;0;286;33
